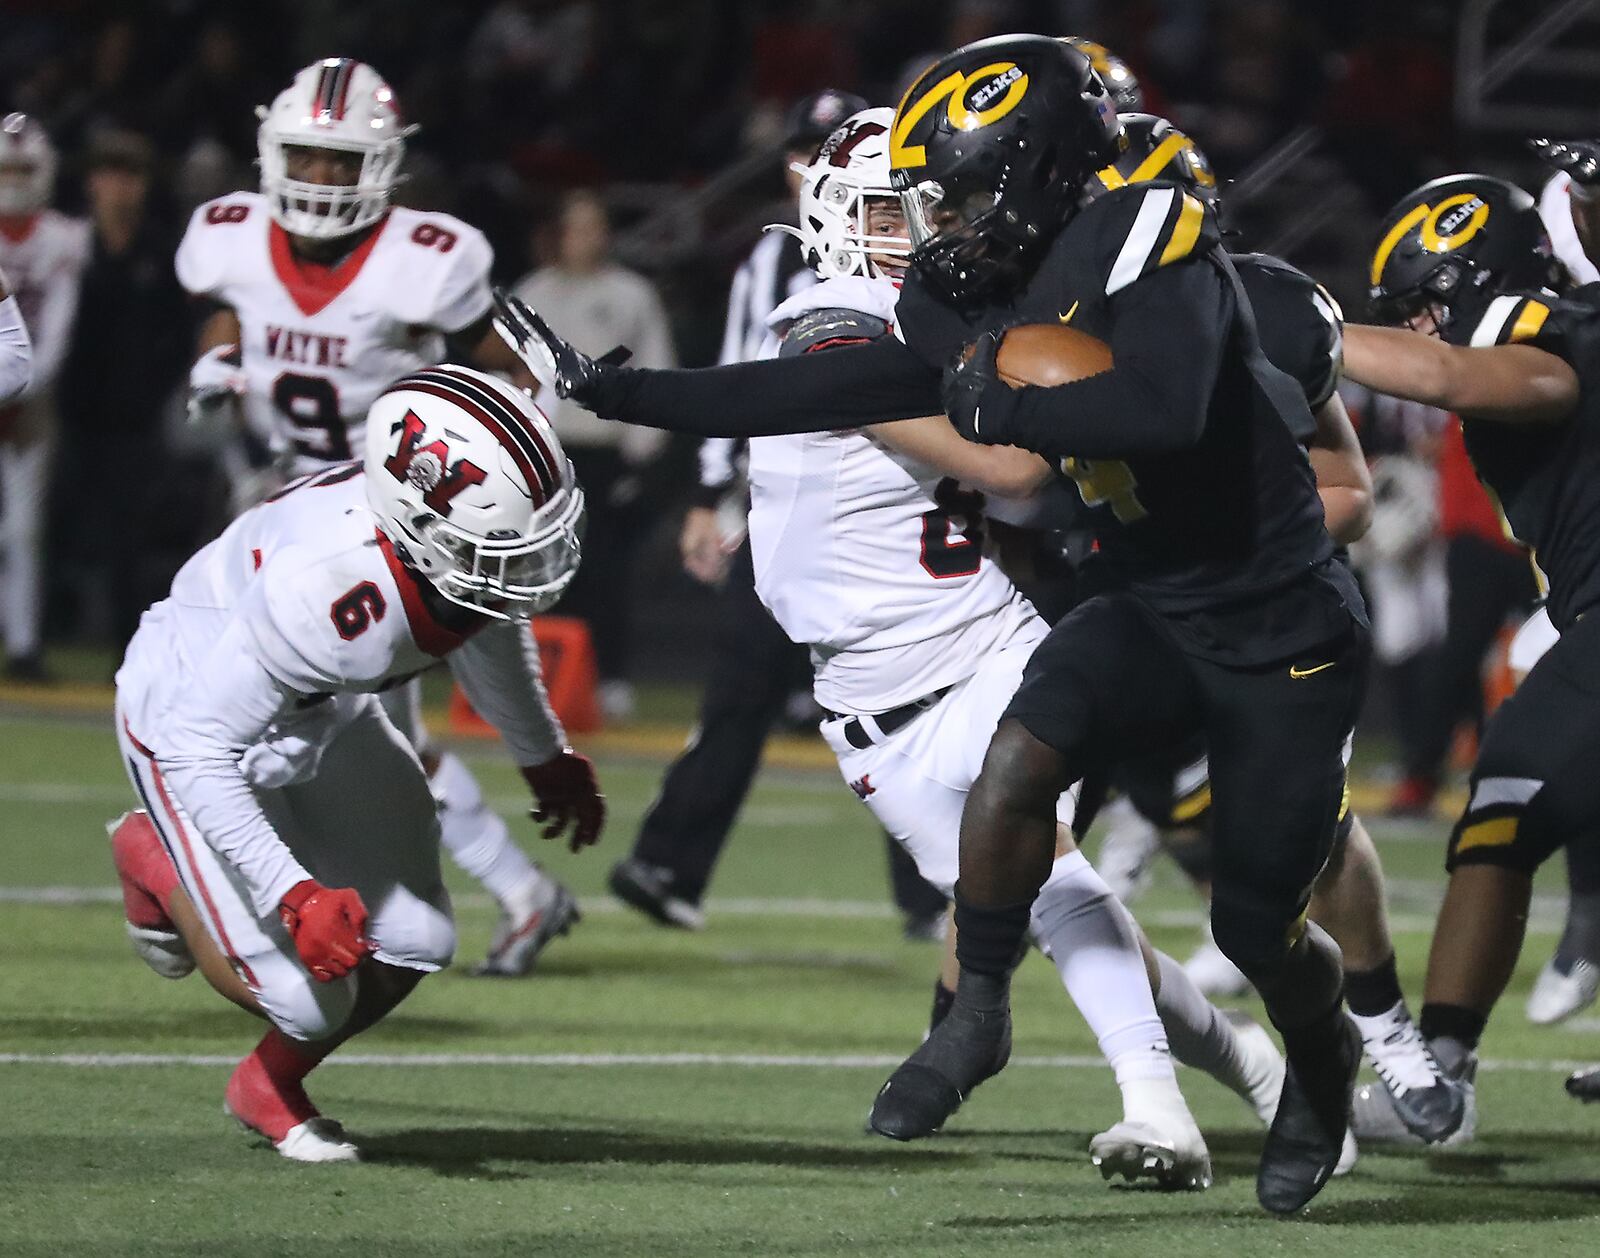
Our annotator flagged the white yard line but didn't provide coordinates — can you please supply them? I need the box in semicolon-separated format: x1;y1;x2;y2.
0;1050;1586;1073
0;884;1569;932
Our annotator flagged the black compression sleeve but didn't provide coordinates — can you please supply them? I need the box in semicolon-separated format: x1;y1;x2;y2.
587;335;942;436
994;261;1229;460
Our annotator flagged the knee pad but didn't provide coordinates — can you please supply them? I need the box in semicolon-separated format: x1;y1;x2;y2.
369;885;456;972
257;963;358;1042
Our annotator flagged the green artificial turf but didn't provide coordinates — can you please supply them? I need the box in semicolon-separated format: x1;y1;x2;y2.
3;708;1598;1257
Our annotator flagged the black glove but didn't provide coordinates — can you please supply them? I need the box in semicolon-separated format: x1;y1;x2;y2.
1530;137;1600;187
941;328;1015;444
491;287;632;408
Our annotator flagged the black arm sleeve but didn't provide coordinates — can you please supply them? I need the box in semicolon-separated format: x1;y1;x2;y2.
586;335;941;437
993;260;1229;460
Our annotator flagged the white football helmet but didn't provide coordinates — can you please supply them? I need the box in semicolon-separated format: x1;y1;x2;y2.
256;58;414;239
365;365;585;621
780;108;910;281
0;113;56;216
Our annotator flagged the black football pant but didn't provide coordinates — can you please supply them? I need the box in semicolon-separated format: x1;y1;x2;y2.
1002;590;1368;979
1446;610;1600;876
630;540;946;917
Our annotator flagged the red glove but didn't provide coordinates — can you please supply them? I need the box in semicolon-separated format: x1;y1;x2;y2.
521;750;605;852
278;879;370;982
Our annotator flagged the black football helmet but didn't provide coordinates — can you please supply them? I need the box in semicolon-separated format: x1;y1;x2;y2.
890;34;1124;306
1368;174;1565;329
1094;113;1217;206
1062;37;1144;113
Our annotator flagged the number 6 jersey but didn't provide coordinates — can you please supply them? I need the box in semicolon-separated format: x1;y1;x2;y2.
175;192;493;474
747;275;1040;716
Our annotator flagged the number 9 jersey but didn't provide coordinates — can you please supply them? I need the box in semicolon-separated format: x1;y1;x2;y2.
175;191;494;473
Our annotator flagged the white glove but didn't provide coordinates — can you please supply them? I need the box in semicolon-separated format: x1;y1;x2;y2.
187;343;247;426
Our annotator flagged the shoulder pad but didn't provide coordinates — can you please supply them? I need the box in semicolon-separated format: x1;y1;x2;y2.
779;307;891;357
1076;183;1218;297
1234;252;1345;408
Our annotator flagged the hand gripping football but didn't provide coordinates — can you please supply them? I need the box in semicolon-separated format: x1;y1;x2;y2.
990;323;1113;387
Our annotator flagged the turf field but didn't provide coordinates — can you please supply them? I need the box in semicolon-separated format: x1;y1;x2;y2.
4;695;1600;1257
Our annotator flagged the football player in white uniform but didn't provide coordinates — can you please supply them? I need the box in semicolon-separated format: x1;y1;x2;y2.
175;59;576;975
108;367;603;1161
0;112;89;680
734;110;1290;1189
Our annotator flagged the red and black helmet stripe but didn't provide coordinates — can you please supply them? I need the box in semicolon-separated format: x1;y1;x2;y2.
389;367;561;506
312;58;358;122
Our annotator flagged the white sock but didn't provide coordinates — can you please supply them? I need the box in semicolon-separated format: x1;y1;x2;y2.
431;750;540;905
1030;850;1174;1091
1155;949;1255;1096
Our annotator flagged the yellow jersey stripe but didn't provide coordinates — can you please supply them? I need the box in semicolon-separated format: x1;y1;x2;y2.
1158;193;1205;267
1456;815;1520;854
1509;299;1551;343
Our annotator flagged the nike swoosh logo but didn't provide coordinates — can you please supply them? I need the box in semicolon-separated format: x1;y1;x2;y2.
1058;302;1079;324
1289;660;1337;679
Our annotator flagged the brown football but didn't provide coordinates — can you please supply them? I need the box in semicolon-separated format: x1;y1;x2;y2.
991;323;1113;388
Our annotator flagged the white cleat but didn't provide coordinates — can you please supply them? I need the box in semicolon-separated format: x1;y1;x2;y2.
274;1118;361;1163
473;871;581;977
1526;956;1600;1025
224;1101;361;1163
1183;938;1252;999
125;922;194;980
1090;1118;1212;1191
1229;1015;1287;1126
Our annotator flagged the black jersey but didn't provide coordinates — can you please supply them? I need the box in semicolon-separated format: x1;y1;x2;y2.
1233;252;1344;420
895;183;1337;625
1451;285;1600;629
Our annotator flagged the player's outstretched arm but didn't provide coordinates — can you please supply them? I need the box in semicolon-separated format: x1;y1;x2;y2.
1307;392;1373;544
492;288;939;438
870;415;1053;498
1343;324;1577;424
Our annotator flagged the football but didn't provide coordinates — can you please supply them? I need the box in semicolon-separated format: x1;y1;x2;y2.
992;323;1113;387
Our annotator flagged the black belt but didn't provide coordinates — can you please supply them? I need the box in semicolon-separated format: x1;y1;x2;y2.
826;686;952;750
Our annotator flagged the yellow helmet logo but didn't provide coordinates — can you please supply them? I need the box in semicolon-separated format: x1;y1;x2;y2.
1370;192;1492;285
891;62;1030;170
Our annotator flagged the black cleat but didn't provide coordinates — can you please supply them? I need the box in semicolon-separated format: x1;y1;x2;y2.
1257;1016;1360;1215
1566;1064;1600;1102
607;858;705;931
868;1002;1011;1140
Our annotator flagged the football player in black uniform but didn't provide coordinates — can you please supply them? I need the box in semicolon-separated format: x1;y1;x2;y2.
1346;172;1600;1124
494;36;1370;1213
1071;113;1466;1147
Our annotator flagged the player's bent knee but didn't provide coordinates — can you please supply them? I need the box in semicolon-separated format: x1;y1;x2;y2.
1209;892;1302;985
369;892;456;972
975;719;1074;818
259;967;359;1042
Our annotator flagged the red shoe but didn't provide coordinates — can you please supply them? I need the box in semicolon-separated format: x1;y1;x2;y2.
1386;776;1438;819
107;811;193;979
224;1038;358;1162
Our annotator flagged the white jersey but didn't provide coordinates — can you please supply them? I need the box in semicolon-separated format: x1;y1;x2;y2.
175;192;493;473
746;275;1042;715
1539;173;1600;287
0;209;90;397
116;463;563;917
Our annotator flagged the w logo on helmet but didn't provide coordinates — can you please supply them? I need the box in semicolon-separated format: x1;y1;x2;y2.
383;410;487;515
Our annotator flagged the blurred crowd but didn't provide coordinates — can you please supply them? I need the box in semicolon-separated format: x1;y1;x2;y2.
0;0;1531;773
